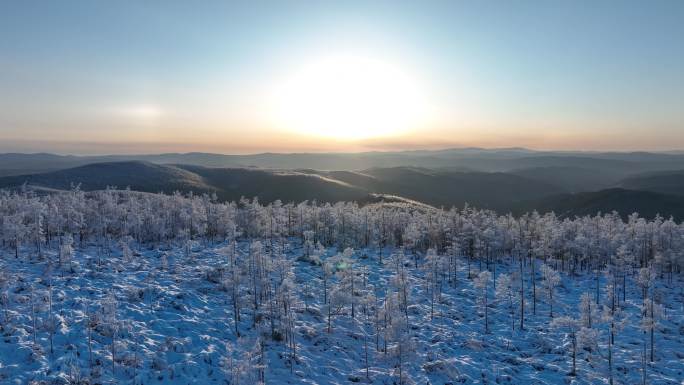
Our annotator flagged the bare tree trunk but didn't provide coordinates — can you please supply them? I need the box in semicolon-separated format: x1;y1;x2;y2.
48;283;53;354
484;288;489;333
571;332;576;376
519;255;525;330
30;287;37;346
112;325;116;378
650;291;655;362
88;322;93;369
531;259;536;315
608;327;613;385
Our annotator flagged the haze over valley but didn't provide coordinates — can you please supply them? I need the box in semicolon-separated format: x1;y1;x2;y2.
3;148;684;220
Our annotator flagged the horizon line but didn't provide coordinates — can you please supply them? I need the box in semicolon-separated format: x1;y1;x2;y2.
2;146;684;158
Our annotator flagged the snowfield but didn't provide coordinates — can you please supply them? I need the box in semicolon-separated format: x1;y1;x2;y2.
1;241;683;384
0;189;683;384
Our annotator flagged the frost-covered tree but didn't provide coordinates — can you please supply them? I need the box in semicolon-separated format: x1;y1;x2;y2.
120;236;133;264
473;270;491;333
219;242;242;336
576;326;599;363
325;278;347;333
302;230;315;257
601;300;627;385
3;212;28;258
321;257;334;305
423;248;442;320
335;247;357;318
358;289;376;381
579;292;596;329
551;315;580;376
29;283;38;348
384;291;414;385
540;263;561;317
102;291;119;377
637;266;654;302
0;270;11;326
247;240;265;327
495;272;517;334
59;235;74;272
640;297;663;363
403;220;422;268
390;260;411;329
223;340;248;385
85;302;99;370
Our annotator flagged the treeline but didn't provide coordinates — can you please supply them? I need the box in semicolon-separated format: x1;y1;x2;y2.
1;187;681;276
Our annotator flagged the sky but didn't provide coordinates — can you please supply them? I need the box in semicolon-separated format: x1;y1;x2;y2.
1;0;683;154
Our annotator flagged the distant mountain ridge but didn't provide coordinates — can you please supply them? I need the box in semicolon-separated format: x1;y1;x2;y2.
3;148;684;175
0;161;211;193
0;162;560;209
619;170;684;196
1;149;684;220
509;166;622;193
0;162;370;203
518;188;684;220
307;167;562;210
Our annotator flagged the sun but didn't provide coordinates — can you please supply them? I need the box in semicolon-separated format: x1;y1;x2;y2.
270;55;431;140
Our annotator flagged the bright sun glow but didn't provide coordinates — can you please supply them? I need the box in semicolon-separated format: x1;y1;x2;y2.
270;55;431;140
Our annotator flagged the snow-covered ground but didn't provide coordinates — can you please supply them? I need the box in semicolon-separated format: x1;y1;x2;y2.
1;241;683;384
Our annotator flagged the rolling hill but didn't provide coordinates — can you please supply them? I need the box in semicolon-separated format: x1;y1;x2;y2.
0;162;562;209
0;162;370;204
4;149;684;175
619;170;684;196
321;167;563;210
1;159;683;220
519;188;684;220
508;166;624;193
174;165;369;203
0;161;211;193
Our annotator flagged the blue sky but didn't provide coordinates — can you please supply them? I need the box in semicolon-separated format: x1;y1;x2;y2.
1;0;683;154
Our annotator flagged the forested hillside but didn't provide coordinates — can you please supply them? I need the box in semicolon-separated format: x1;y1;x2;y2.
4;149;684;175
619;170;684;196
0;188;682;384
4;159;684;219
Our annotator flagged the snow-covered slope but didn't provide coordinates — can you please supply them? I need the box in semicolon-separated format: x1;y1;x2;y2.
1;241;682;384
1;189;683;384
